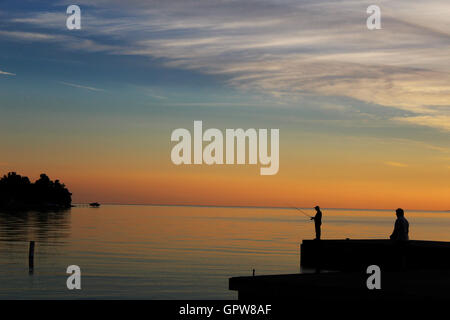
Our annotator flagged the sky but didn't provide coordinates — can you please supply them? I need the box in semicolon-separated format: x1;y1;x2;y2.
0;0;449;210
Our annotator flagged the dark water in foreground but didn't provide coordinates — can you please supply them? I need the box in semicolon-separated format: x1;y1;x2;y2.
0;205;449;299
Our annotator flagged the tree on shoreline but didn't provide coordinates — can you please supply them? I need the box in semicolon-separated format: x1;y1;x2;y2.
0;172;72;209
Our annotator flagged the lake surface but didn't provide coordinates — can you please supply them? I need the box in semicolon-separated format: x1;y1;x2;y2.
0;205;449;299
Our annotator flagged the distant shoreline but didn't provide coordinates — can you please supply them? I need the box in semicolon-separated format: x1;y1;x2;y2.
0;172;72;212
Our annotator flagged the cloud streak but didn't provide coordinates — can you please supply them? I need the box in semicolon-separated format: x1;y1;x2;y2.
393;115;450;132
384;161;408;168
60;81;105;92
0;69;15;76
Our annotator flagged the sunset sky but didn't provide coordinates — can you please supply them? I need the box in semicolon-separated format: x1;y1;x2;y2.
0;0;449;210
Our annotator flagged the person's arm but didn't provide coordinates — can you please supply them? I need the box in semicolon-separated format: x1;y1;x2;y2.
390;220;399;239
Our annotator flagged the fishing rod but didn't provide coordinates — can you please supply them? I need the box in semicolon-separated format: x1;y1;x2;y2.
292;207;313;218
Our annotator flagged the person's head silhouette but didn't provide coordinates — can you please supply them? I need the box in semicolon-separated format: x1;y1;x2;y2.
396;208;404;218
314;206;320;212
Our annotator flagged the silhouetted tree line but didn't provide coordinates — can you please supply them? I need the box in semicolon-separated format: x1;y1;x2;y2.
0;172;72;209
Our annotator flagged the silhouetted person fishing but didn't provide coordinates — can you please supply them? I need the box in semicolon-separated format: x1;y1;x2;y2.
310;206;322;240
390;208;409;241
292;206;323;240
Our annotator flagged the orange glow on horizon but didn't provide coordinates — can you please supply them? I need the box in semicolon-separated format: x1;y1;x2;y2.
1;129;448;211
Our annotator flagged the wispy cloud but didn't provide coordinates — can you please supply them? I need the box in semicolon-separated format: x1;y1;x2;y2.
0;31;114;52
384;161;408;168
0;30;58;41
3;0;450;131
393;115;450;132
0;69;15;76
60;81;105;92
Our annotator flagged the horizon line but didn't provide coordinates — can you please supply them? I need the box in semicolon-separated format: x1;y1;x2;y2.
72;202;450;213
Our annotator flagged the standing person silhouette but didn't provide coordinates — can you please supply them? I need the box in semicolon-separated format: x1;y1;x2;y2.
390;208;409;241
310;206;322;240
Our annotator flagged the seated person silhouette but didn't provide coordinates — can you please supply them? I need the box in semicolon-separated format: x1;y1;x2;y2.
390;208;409;241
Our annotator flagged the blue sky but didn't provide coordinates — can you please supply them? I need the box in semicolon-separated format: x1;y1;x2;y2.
1;0;449;130
0;0;449;208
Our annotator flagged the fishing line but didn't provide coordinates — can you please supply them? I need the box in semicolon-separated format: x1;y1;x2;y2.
292;207;312;218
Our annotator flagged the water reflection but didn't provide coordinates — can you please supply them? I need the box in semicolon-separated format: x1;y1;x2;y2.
0;209;71;243
0;206;449;299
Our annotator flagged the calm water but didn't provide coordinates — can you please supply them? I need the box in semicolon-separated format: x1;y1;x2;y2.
0;205;449;299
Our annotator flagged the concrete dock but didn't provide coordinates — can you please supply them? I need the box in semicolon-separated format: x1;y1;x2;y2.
229;239;450;300
229;269;450;300
301;239;450;271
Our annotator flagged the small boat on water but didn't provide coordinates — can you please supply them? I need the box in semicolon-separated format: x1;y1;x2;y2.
89;202;101;207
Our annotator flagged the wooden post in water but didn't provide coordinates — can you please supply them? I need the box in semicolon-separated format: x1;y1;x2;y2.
29;241;35;274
